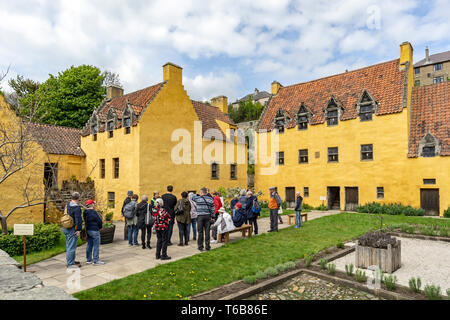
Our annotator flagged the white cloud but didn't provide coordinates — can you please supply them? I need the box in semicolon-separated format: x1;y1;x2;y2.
0;0;449;100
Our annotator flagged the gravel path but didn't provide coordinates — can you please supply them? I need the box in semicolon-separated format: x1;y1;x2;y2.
333;237;450;291
246;273;382;300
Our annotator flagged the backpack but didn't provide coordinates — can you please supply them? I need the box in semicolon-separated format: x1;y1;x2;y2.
145;203;155;225
60;204;75;229
123;201;136;219
175;200;184;216
251;198;261;214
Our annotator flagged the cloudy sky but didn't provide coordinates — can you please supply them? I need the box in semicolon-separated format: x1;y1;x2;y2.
1;0;449;102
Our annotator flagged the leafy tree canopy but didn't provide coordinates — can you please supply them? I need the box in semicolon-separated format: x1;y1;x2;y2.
20;65;109;128
228;95;264;124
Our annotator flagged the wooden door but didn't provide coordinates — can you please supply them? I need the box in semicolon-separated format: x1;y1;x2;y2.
285;187;295;209
327;187;340;210
345;187;359;211
420;189;439;216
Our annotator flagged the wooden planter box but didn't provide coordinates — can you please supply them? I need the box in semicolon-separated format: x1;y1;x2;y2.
100;224;116;244
355;240;401;273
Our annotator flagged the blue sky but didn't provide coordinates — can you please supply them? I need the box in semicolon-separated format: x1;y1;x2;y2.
1;0;449;103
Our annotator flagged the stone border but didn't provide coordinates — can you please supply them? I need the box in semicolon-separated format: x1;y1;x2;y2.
388;231;450;243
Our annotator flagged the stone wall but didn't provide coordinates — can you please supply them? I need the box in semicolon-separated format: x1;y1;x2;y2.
0;249;76;300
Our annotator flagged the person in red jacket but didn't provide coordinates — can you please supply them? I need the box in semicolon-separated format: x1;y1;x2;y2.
153;198;171;260
213;191;223;217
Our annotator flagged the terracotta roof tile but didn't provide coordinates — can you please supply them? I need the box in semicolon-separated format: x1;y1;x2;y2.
408;82;450;157
258;59;406;131
26;122;85;156
191;100;235;139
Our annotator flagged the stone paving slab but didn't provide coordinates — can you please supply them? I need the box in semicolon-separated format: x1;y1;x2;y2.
29;210;341;294
0;286;77;300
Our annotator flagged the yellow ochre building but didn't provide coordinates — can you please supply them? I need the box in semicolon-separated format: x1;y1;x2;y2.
255;42;449;216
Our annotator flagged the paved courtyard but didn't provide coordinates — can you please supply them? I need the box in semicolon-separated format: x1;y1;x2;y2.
333;236;450;291
28;210;340;294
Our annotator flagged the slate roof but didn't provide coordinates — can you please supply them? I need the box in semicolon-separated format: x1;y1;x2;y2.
408;81;450;157
414;50;450;68
26;122;85;156
235;90;271;104
258;59;406;131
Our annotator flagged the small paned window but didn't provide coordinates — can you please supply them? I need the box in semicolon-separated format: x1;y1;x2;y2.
361;144;373;160
113;158;119;179
328;147;338;162
276;152;284;165
422;146;436;157
377;187;384;199
108;192;115;208
211;163;219;179
298;149;308;164
304;187;309;198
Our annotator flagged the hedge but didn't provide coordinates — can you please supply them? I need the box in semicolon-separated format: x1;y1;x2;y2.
0;223;62;256
357;202;425;216
444;207;450;218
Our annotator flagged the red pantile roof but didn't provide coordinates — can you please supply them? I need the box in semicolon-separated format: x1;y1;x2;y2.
258;59;406;131
26;122;85;156
408;82;450;157
191;100;235;139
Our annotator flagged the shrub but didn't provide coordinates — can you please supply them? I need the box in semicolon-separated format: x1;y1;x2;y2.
265;267;279;277
336;242;345;249
440;228;449;237
315;204;328;211
447;288;450;298
319;258;328;270
255;271;268;280
105;212;114;222
408;277;422;293
424;284;442;300
0;224;62;256
358;231;398;249
243;275;257;284
444;207;450;218
284;261;296;270
355;269;367;282
304;255;314;268
384;274;397;291
327;263;336;275
260;201;268;209
275;263;287;272
357;202;424;216
419;226;436;236
302;203;314;211
345;263;354;276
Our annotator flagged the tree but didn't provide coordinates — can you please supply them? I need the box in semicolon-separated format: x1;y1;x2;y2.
6;75;40;115
21;65;106;128
228;96;264;123
102;70;122;88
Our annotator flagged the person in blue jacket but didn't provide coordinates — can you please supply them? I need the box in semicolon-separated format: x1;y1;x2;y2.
83;199;105;265
62;192;83;268
232;202;247;228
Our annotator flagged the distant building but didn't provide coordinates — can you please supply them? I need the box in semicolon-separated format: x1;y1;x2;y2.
231;88;271;110
413;46;450;86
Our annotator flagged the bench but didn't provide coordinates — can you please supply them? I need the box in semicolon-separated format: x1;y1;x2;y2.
218;224;253;245
288;213;308;225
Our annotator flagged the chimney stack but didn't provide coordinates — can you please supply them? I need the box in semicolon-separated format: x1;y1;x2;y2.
210;95;228;114
425;46;430;63
163;62;183;84
106;85;124;100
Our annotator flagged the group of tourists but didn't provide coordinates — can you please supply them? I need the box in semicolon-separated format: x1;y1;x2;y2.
61;185;304;269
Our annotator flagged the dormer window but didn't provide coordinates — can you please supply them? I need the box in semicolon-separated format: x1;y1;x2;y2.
296;103;310;130
357;90;377;121
90;114;98;141
122;106;132;135
418;133;440;158
106;108;116;138
325;97;342;126
274;109;286;133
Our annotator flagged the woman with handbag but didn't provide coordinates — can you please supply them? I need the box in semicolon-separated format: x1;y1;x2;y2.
83;199;105;265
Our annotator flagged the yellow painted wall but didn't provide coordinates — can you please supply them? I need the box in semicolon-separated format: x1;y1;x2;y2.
0;95;46;227
254;44;450;216
81;64;247;220
47;154;85;188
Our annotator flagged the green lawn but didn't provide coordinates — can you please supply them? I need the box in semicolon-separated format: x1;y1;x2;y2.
12;234;84;267
74;212;449;300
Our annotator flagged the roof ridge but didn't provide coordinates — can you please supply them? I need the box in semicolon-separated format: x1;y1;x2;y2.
111;82;163;101
278;58;400;91
27;121;82;131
